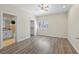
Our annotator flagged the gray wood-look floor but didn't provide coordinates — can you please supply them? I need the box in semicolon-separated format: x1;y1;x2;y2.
0;36;77;54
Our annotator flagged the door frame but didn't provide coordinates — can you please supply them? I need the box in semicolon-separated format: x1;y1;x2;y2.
30;20;35;36
0;11;18;48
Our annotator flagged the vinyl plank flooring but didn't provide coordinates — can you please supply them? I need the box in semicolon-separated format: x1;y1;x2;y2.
0;36;77;54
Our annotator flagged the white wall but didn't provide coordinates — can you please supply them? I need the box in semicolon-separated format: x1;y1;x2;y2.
37;13;68;38
68;5;79;53
0;5;34;43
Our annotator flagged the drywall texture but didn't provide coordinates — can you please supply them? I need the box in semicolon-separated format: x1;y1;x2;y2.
37;13;68;38
68;5;79;53
0;5;34;43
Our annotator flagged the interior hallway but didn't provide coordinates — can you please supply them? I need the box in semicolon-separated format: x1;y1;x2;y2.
0;36;77;54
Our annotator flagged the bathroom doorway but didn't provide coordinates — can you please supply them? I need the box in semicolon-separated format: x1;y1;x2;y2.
2;12;17;47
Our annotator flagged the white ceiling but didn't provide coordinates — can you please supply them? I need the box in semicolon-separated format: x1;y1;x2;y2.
12;4;72;16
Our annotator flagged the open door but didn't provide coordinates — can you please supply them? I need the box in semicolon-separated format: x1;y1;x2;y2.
30;20;35;36
2;13;16;47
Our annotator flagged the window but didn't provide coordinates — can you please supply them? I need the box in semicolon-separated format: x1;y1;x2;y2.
38;20;48;29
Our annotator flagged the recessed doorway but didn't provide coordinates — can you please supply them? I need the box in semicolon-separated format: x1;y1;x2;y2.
30;20;35;36
1;12;17;48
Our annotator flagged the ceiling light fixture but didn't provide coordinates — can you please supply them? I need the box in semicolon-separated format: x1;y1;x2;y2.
38;4;49;12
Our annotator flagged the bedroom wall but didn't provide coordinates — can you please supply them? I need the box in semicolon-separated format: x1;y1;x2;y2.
36;13;68;38
68;5;79;53
0;5;34;45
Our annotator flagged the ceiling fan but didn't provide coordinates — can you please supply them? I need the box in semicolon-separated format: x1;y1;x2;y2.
38;4;49;11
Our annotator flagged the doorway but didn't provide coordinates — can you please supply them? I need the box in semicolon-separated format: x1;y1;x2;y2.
2;13;17;47
30;20;35;36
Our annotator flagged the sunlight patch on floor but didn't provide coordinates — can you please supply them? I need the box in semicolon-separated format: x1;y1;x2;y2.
3;39;15;47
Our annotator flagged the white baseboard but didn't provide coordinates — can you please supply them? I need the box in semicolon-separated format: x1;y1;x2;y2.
68;38;79;53
37;34;67;39
17;36;30;42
